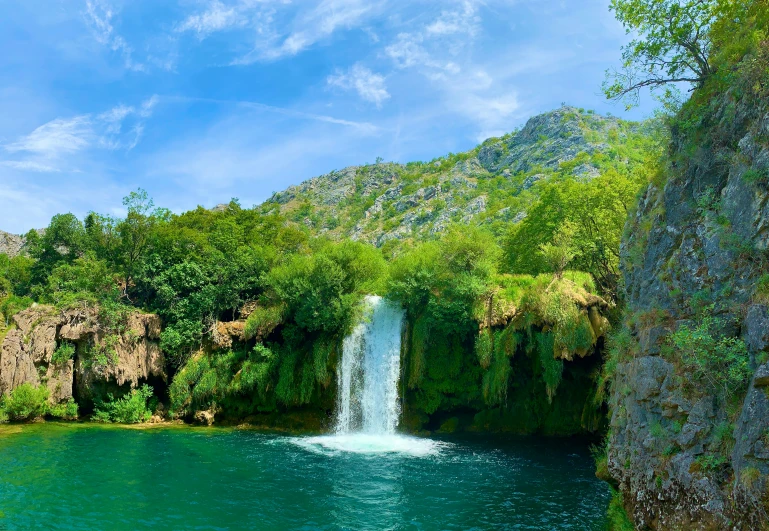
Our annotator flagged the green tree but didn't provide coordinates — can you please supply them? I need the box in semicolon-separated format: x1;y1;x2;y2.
117;189;170;292
27;214;86;285
604;0;720;108
504;169;651;298
539;222;577;279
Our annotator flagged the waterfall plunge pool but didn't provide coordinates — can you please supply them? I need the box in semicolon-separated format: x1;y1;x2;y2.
0;296;610;529
0;423;610;530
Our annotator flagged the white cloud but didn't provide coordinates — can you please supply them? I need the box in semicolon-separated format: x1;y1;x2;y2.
0;161;61;173
84;0;145;72
385;32;463;77
5;116;92;156
240;0;380;62
328;64;390;107
99;104;134;124
425;1;481;37
384;2;481;76
177;1;247;36
385;33;428;69
1;96;160;171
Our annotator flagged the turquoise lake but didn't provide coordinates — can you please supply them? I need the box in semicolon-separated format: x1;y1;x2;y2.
0;424;609;530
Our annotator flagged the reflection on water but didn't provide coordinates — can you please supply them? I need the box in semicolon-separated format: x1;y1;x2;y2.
0;424;609;531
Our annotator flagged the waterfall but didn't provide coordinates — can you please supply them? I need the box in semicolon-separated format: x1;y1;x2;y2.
335;295;405;435
291;295;443;456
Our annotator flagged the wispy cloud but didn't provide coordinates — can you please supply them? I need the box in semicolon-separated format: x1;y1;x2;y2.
235;0;380;63
425;1;481;37
327;64;390;107
144;108;384;208
0;160;61;173
383;1;480;77
385;33;460;74
84;0;145;72
177;0;253;37
165;94;380;134
1;96;159;172
5;116;92;156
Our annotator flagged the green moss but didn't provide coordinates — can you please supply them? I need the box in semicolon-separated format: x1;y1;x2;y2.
408;314;429;389
537;332;563;402
244;305;285;340
475;330;493;369
438;417;460;433
606;488;634;531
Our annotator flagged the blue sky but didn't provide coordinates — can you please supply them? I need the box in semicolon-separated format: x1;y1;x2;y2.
0;0;658;234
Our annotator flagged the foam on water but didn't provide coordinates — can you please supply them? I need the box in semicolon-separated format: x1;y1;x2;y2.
291;434;446;457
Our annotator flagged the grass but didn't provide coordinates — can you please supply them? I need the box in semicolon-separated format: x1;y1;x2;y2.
606;488;634;531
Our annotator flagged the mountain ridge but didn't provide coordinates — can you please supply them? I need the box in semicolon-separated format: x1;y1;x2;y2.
261;105;652;250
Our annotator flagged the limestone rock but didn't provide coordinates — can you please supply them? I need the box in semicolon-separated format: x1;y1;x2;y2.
610;54;769;529
0;230;25;258
212;320;246;350
0;305;165;405
194;409;216;426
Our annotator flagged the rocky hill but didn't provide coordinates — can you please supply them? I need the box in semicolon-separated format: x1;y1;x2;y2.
264;106;653;250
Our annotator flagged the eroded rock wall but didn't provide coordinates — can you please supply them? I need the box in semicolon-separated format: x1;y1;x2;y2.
610;46;769;529
0;305;164;405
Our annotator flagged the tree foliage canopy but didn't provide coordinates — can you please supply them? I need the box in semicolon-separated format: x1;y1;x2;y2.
604;0;720;108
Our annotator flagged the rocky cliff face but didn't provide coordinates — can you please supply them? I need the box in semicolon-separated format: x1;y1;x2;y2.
609;46;769;529
266;106;648;248
0;305;164;407
0;230;24;258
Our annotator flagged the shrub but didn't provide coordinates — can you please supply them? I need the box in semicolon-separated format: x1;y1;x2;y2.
692;454;728;473
48;398;79;420
52;342;76;365
743;168;768;185
1;383;49;420
754;274;769;303
590;442;610;482
668;315;751;403
92;384;154;423
0;295;34;326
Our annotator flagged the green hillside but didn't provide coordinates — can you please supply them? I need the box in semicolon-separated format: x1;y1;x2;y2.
264;105;657;255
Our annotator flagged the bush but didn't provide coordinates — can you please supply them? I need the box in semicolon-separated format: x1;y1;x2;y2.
668;314;751;403
48;398;79;420
0;295;34;326
1;383;49;420
52;342;76;365
92;384;154;423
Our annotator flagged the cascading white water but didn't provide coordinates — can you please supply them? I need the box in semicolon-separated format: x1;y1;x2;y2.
335;295;404;435
291;295;445;456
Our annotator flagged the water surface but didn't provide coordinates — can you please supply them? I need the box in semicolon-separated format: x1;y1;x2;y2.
0;424;608;530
